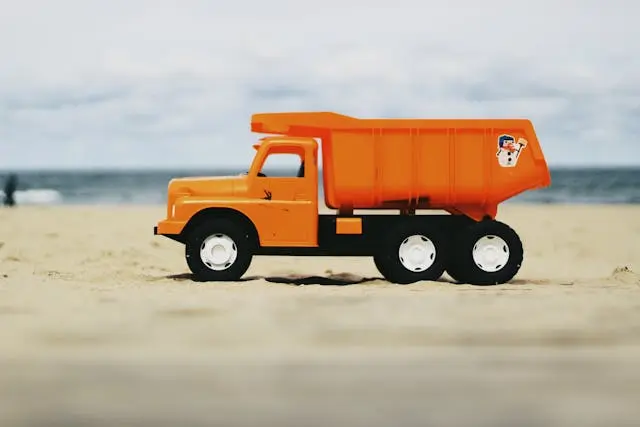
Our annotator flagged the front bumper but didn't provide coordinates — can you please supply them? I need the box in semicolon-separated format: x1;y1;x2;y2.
154;219;187;236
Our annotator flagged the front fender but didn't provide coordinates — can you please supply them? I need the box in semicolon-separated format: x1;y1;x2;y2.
157;196;261;237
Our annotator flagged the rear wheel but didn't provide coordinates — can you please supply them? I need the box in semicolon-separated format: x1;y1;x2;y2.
374;223;448;284
447;220;523;285
185;219;254;281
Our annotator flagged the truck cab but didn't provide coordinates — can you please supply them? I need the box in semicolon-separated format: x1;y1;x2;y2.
156;136;320;250
244;136;319;247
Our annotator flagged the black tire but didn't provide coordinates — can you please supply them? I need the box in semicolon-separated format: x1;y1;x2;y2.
445;261;467;284
184;219;254;281
373;252;386;275
374;223;448;284
447;220;523;285
444;224;474;283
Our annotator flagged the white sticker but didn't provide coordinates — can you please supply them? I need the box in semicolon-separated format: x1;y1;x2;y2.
496;134;528;168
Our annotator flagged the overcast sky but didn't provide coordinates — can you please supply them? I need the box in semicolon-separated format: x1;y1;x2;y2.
0;0;638;169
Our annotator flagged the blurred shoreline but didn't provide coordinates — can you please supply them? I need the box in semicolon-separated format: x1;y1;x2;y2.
1;166;639;206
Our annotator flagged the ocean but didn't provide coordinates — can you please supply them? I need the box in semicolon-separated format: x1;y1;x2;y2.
0;167;639;206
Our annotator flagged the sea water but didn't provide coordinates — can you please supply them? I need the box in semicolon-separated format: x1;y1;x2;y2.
0;167;638;206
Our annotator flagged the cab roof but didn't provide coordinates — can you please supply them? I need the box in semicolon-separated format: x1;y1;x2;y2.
252;136;317;150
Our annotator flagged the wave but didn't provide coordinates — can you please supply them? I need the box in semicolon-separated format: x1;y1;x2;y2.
0;189;63;205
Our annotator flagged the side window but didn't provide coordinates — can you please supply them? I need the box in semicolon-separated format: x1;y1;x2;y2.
259;153;304;177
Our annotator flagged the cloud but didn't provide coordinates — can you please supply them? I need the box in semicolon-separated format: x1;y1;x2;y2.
0;0;639;169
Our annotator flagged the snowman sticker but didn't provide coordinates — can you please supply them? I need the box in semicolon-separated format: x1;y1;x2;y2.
496;134;527;168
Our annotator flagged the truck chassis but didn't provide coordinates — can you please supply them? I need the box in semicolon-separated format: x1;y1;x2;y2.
155;211;523;286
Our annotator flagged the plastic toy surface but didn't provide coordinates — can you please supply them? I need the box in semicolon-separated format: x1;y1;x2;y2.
154;112;551;285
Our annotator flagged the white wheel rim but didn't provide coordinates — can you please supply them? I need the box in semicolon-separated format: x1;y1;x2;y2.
398;234;436;272
472;235;510;272
199;234;238;271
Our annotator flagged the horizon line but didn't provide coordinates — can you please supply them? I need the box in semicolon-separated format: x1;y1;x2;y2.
2;164;640;173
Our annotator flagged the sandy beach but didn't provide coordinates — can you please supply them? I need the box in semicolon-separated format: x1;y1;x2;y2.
1;204;639;426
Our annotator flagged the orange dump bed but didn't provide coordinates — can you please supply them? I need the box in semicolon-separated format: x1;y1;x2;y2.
251;112;551;219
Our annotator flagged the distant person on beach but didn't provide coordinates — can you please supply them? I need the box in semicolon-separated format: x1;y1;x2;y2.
3;173;17;207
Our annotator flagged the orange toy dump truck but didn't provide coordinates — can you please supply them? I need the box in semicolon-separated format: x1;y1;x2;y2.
154;112;551;285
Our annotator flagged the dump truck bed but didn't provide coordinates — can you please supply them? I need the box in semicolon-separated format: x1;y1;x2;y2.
251;112;551;220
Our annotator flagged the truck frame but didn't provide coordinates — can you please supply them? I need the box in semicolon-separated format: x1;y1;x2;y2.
154;112;551;285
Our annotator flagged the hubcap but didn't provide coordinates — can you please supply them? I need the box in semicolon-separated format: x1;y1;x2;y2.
472;235;510;272
398;235;436;272
200;234;238;271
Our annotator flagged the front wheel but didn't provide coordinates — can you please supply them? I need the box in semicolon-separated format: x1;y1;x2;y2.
185;219;254;281
447;220;523;285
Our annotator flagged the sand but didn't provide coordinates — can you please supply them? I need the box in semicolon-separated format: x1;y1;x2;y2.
0;204;639;427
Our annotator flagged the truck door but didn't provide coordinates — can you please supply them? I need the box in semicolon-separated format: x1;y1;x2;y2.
253;148;318;247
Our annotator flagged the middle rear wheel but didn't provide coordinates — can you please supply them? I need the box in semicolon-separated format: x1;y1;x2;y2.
374;223;448;284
